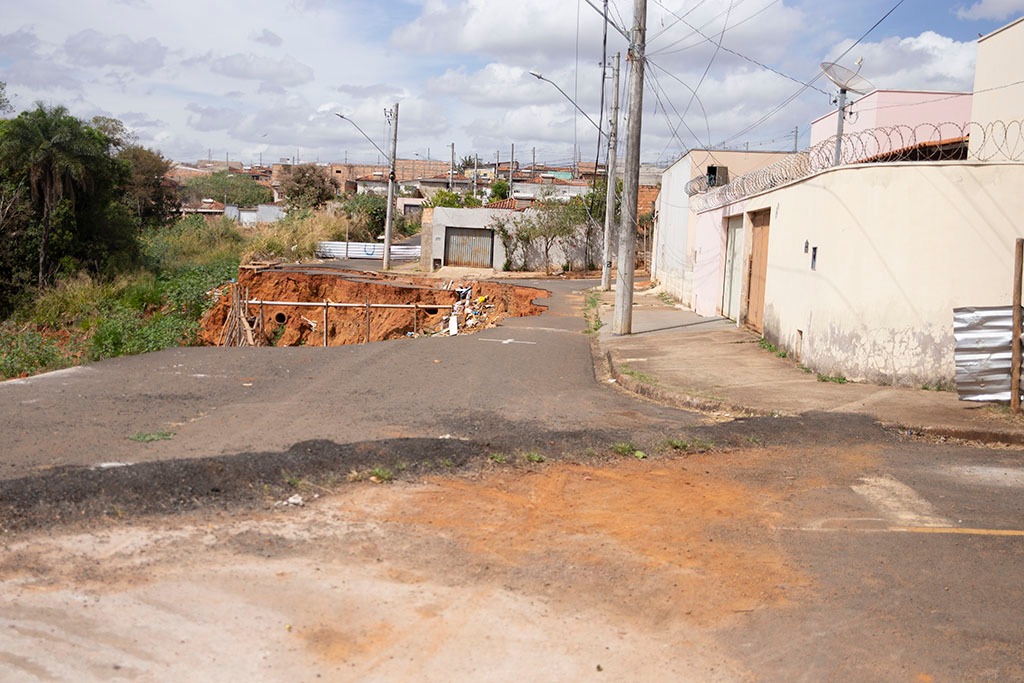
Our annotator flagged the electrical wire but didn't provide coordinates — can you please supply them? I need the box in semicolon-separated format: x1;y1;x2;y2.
716;0;908;147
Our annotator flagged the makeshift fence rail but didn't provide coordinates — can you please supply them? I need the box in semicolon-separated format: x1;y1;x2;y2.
222;297;455;347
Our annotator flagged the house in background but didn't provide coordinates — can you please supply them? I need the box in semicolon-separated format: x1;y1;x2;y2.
665;15;1024;388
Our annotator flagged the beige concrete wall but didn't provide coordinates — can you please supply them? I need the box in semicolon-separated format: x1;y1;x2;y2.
714;162;1024;386
970;17;1024;156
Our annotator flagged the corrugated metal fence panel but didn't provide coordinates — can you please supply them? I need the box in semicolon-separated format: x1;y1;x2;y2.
444;227;493;268
953;306;1020;402
316;242;421;260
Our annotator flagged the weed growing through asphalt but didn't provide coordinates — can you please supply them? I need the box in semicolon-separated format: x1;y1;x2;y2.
798;363;813;374
583;290;604;334
129;430;174;442
369;467;395;483
661;437;715;453
439;458;454;468
657;291;675;306
612;441;645;458
488;453;508;464
523;451;545;463
817;373;848;384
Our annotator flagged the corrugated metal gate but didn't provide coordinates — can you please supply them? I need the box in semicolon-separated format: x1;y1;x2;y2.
444;227;494;268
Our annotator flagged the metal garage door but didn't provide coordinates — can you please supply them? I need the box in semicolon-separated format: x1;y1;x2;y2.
444;227;494;268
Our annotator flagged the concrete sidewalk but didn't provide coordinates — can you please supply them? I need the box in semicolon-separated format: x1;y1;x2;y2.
595;286;1024;445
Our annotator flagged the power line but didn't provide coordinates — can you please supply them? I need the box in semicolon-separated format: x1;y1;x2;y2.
716;0;909;147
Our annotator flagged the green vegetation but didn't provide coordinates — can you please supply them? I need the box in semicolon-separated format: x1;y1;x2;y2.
758;337;788;358
369;467;395;483
661;437;715;453
817;373;848;384
611;441;647;459
618;365;655;384
280;163;339;211
129;430;174;442
488;453;508;464
523;451;545;463
181;170;273;207
583;290;604;334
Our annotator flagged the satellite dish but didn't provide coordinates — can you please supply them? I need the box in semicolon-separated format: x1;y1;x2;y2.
820;61;875;166
819;62;875;95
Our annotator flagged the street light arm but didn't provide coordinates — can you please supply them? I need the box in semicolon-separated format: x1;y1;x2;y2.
528;72;609;140
335;112;390;161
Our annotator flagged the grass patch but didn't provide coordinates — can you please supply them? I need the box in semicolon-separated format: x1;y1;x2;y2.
758;337;788;358
583;290;604;334
522;451;545;463
657;291;675;305
817;373;848;384
619;365;656;385
129;430;174;442
661;437;715;453
488;453;508;464
612;441;647;458
368;467;395;483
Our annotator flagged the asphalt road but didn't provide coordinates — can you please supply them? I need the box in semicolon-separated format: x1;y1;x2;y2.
2;278;1023;680
0;280;697;479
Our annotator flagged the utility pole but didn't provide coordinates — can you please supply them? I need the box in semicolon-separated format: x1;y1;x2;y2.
473;155;479;196
448;142;455;189
793;126;799;152
510;143;515;199
612;0;647;335
532;147;536;181
601;52;621;292
382;102;399;270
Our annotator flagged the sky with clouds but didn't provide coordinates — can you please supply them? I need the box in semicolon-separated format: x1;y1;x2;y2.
1;0;1022;169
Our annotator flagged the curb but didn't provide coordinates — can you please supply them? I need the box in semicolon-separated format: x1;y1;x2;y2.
595;340;1024;447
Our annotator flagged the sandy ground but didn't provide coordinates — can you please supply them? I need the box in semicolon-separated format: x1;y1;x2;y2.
1;452;797;682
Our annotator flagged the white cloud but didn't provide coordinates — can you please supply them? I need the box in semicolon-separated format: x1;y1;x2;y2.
956;0;1024;21
208;53;314;86
64;30;168;74
252;29;283;47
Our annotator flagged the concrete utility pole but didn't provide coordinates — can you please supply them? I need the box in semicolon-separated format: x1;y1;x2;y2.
601;52;621;292
382;102;399;270
448;142;455;189
612;0;647;335
510;143;515;199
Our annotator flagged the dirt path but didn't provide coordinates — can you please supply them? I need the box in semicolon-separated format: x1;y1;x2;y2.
1;452;799;682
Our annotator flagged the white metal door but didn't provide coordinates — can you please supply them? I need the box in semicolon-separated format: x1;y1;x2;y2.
722;216;743;320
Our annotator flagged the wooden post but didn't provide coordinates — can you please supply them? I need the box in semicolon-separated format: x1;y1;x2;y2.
323;301;328;347
364;295;371;344
413;304;419;335
1012;238;1023;412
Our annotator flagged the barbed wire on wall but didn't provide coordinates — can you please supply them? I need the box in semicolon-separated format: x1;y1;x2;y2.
689;120;1024;212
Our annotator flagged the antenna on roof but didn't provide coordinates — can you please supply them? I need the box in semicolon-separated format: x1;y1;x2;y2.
820;60;876;166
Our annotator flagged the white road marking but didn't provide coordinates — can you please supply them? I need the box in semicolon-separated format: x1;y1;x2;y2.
479;338;538;345
851;475;951;528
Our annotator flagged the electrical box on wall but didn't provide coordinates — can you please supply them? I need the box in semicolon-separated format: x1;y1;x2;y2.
706;166;729;187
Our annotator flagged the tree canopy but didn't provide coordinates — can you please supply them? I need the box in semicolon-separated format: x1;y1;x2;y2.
0;103;179;315
281;163;338;210
181;170;273;207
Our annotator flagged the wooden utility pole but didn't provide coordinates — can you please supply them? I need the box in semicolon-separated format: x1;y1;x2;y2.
382;102;399;270
1013;237;1023;412
612;0;647;335
601;52;621;291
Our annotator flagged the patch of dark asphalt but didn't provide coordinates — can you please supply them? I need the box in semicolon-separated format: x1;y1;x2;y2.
0;411;897;535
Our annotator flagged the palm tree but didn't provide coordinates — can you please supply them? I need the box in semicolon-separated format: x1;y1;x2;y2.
0;104;105;286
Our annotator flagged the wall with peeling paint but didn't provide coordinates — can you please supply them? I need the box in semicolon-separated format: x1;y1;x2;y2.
750;162;1024;386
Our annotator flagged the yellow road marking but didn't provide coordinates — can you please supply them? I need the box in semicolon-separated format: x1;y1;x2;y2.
891;527;1024;536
